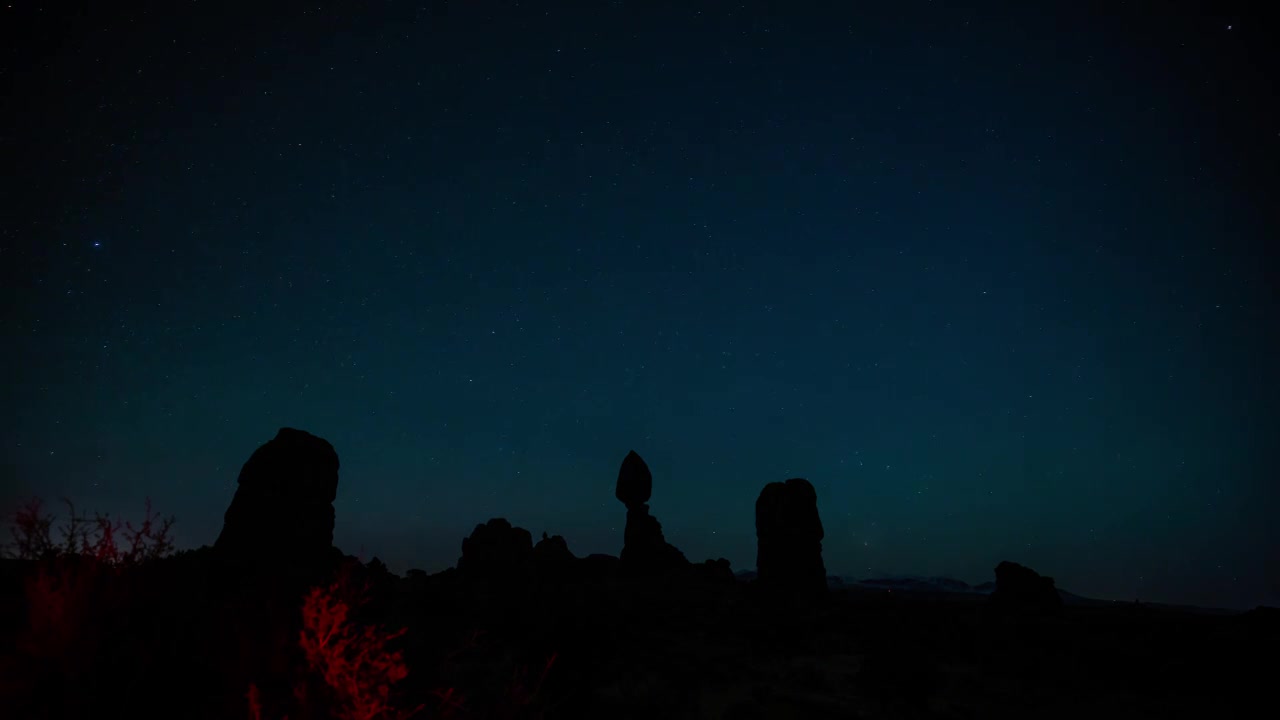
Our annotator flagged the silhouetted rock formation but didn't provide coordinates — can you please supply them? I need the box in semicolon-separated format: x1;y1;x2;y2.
458;517;533;577
533;531;576;576
20;426;1279;720
700;557;736;584
362;555;399;600
582;553;622;577
621;507;689;568
214;427;339;572
366;555;392;578
615;449;653;506
614;450;689;572
755;478;826;596
989;560;1064;615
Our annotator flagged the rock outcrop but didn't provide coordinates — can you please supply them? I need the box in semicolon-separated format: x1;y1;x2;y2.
458;518;534;578
533;531;577;577
209;428;346;716
699;557;735;584
989;560;1064;615
755;478;826;596
214;427;340;570
615;450;688;572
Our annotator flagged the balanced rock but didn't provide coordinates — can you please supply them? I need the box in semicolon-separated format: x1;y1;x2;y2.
215;427;340;567
755;478;826;596
990;560;1064;615
614;450;688;572
615;449;653;508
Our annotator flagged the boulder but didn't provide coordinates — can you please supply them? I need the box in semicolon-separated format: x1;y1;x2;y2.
615;449;653;508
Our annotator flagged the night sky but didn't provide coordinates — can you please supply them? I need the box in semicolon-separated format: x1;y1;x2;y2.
3;0;1275;611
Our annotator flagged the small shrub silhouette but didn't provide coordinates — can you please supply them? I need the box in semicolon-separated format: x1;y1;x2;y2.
5;495;175;563
6;496;57;559
7;496;175;666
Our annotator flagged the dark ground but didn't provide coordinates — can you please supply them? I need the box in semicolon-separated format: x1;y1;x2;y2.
1;548;1273;720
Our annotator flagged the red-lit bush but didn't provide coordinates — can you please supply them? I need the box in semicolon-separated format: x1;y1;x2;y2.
296;564;426;720
6;496;175;665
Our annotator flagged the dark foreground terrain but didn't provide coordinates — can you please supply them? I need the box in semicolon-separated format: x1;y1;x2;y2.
1;550;1274;720
1;428;1273;719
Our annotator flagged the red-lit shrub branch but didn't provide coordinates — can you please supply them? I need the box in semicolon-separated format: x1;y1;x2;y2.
295;566;427;720
251;562;559;720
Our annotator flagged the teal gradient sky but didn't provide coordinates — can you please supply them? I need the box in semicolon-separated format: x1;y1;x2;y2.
2;0;1275;609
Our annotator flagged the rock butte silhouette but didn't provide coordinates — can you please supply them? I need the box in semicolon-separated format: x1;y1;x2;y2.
755;477;827;598
214;427;339;579
1;426;1272;720
991;559;1065;616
